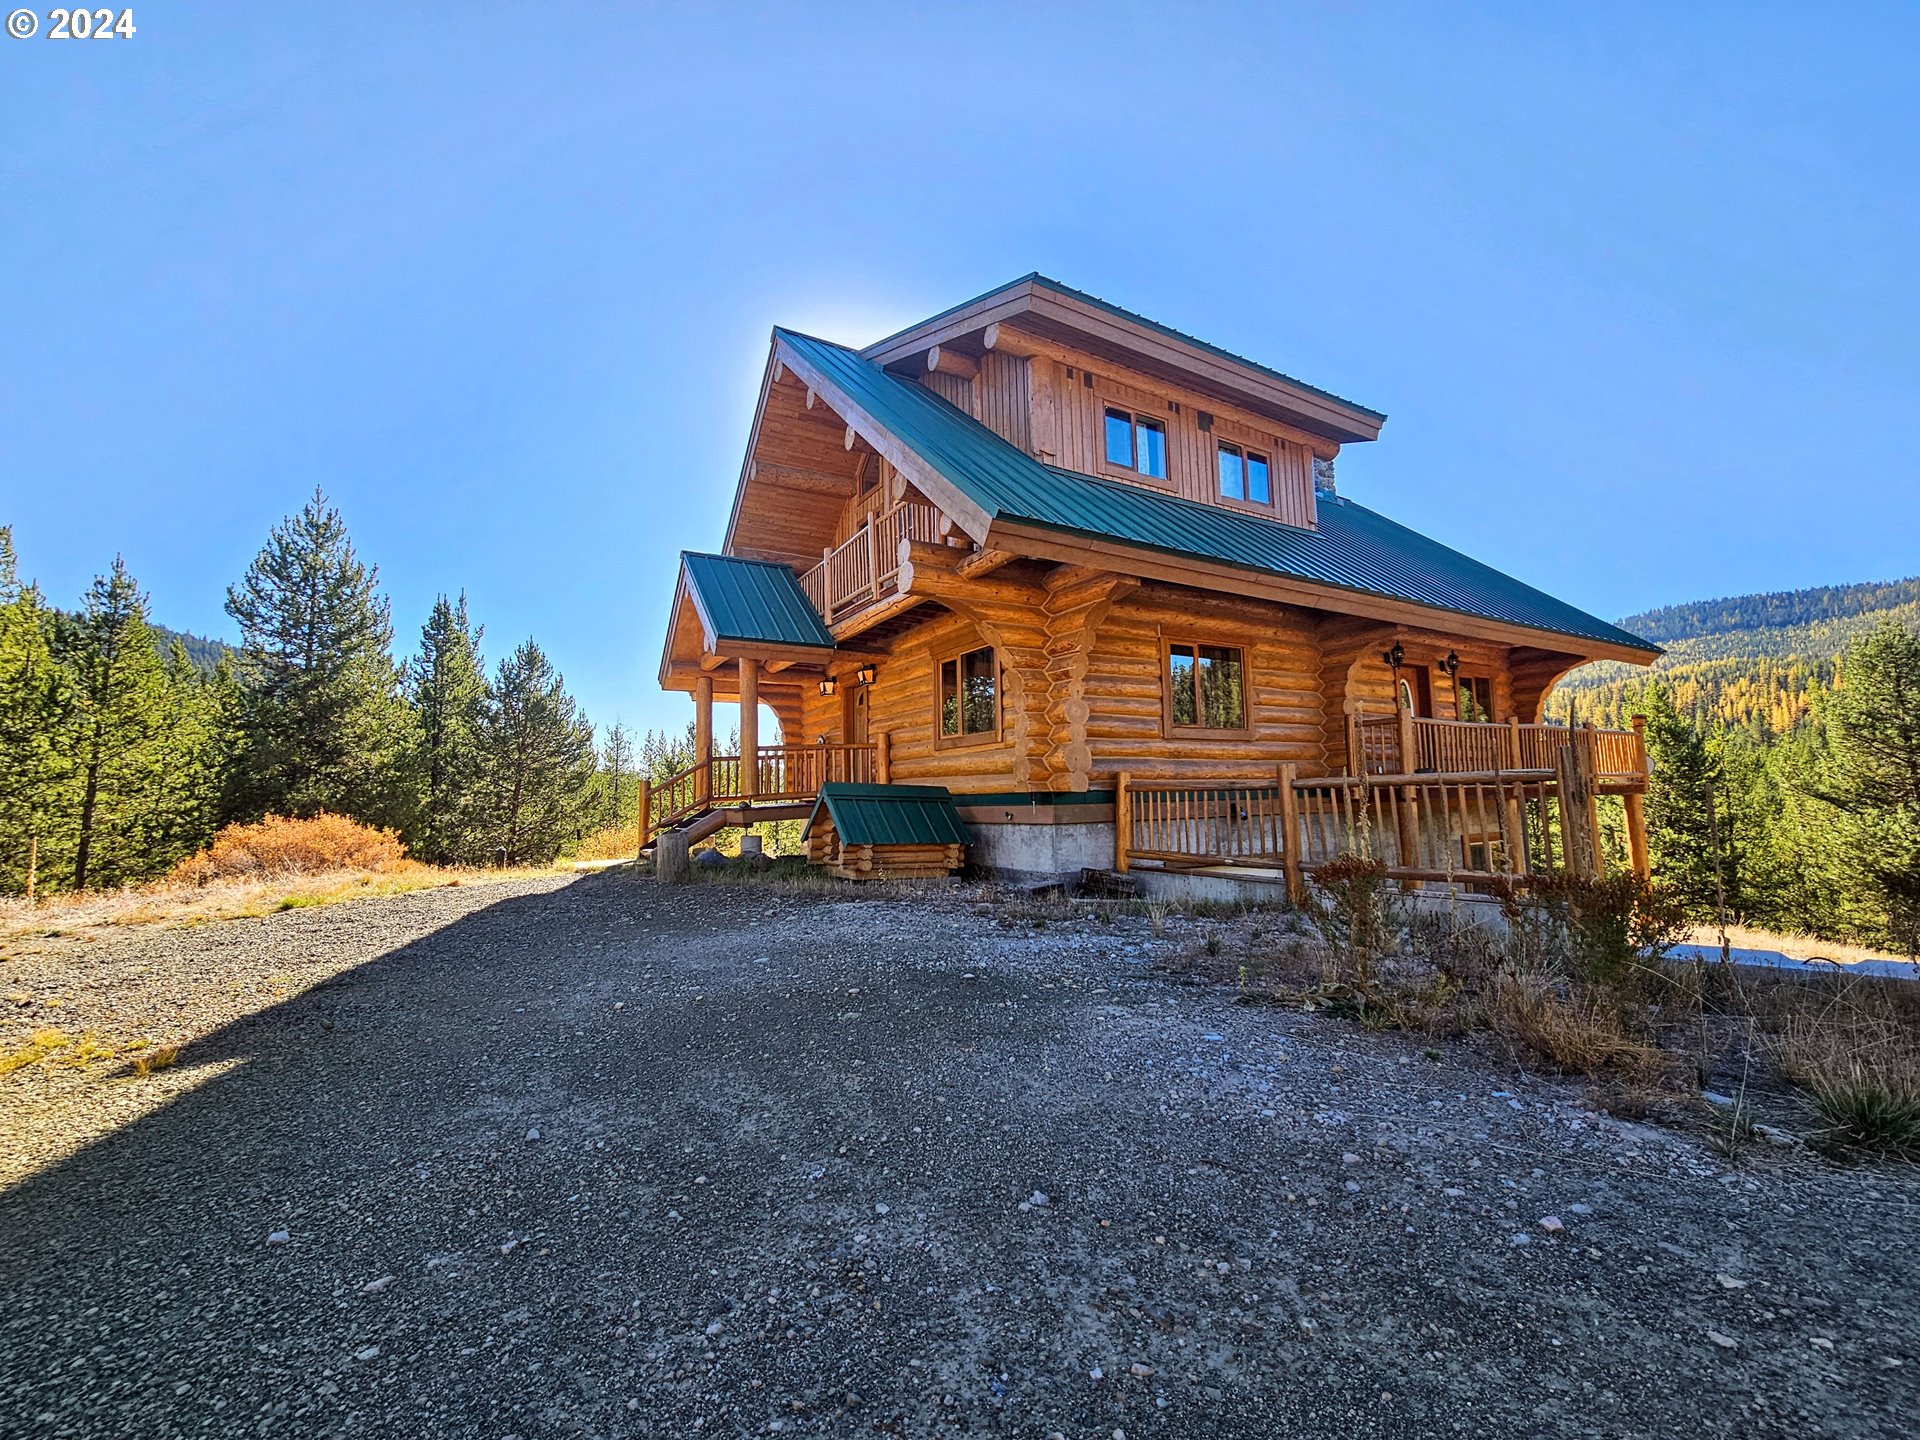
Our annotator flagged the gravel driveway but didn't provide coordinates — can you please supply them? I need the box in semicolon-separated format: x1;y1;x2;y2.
2;872;1915;1439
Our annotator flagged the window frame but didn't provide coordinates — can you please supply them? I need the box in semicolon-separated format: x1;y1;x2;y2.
1214;439;1276;512
1159;635;1252;738
934;643;1002;749
1456;673;1496;723
1099;402;1174;488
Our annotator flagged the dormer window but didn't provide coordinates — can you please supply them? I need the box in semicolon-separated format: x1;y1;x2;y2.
1216;442;1271;505
1104;407;1168;481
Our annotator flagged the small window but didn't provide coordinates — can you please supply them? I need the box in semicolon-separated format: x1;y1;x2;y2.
939;646;998;741
1217;442;1271;505
1104;407;1168;480
1457;675;1494;722
1167;641;1246;731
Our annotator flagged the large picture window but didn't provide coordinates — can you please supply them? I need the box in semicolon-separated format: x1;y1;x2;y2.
938;646;998;742
1103;406;1169;480
1166;641;1247;732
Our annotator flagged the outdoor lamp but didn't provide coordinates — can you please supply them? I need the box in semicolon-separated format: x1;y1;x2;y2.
818;677;838;697
1381;641;1405;672
855;664;877;686
1440;651;1461;678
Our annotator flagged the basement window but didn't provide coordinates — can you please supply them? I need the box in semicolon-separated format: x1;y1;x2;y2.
1166;641;1247;732
938;646;999;743
1216;442;1271;505
1103;407;1168;480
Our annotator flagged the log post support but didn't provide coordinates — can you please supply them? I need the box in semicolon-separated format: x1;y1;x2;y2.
1345;712;1362;776
1397;703;1417;775
694;674;714;807
738;658;760;799
656;829;691;886
1555;738;1599;879
1278;763;1303;905
1114;771;1131;874
636;778;652;858
875;729;891;785
1624;791;1650;880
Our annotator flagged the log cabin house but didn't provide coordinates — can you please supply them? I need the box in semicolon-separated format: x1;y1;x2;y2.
651;275;1661;894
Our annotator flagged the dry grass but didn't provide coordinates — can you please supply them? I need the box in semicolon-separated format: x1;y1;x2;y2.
0;1027;74;1077
170;813;408;884
1774;995;1920;1157
1683;922;1912;970
1487;976;1671;1080
0;863;561;944
571;825;641;863
129;1044;179;1077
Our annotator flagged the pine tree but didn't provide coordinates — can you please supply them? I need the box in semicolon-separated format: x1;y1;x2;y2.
1639;684;1740;919
1807;623;1920;955
0;529;76;896
406;594;488;864
479;640;595;864
59;557;170;889
135;643;238;873
600;722;634;828
224;490;420;830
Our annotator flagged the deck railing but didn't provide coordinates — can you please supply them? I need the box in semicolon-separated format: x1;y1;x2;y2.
798;502;942;627
1353;714;1647;788
643;743;877;843
1116;754;1624;898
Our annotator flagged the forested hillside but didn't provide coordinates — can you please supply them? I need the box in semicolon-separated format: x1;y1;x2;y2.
1558;577;1920;733
150;625;232;675
1548;576;1920;955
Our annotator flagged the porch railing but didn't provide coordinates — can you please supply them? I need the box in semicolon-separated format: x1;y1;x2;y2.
798;502;941;627
642;742;877;844
1353;714;1647;788
1116;750;1629;899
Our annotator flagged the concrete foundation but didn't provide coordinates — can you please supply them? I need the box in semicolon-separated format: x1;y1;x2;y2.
963;819;1115;887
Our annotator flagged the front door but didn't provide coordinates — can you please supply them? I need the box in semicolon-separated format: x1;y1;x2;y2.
1399;664;1433;717
845;685;870;745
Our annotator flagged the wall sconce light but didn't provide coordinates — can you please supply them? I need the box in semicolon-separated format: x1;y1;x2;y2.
1381;641;1405;673
818;677;838;697
854;664;877;686
1440;650;1461;679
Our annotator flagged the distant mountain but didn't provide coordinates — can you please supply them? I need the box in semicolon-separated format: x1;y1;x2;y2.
152;624;233;675
1557;577;1920;733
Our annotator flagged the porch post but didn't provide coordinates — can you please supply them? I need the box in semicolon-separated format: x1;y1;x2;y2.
1114;771;1131;874
1397;704;1416;774
875;729;891;785
1278;763;1303;905
738;658;760;799
636;777;652;856
693;675;713;807
1625;713;1651;879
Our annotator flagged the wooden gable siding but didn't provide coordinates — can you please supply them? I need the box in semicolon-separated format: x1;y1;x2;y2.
1044;361;1318;527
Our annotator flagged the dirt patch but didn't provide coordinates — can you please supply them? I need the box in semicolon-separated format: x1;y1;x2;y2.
1;873;1914;1437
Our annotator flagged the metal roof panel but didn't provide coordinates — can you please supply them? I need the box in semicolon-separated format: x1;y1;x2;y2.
682;551;835;649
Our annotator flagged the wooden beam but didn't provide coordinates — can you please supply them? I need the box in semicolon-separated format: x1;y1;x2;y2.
694;675;713;807
738;658;760;799
956;547;1016;580
845;425;859;452
926;344;979;380
749;460;857;495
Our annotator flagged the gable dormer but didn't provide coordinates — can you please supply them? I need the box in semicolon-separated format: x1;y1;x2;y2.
861;275;1384;531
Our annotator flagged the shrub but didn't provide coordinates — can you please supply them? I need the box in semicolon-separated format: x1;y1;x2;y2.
171;813;408;884
1306;852;1402;996
1488;975;1668;1079
1778;1011;1920;1158
1525;871;1687;986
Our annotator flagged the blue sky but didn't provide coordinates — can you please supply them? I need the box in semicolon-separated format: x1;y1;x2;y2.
4;3;1915;740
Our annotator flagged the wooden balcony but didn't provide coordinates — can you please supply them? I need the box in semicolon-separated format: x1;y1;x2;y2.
798;502;942;627
1352;713;1648;791
641;742;880;846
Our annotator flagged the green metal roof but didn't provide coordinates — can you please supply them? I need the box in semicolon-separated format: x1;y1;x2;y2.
774;329;1659;658
804;783;971;847
682;551;834;649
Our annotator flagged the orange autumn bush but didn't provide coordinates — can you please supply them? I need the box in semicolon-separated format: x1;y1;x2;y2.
171;813;411;884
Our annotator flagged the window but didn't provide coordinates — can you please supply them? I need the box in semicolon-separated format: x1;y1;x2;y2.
1216;442;1271;505
1103;407;1168;480
938;646;998;742
1457;675;1494;722
1166;641;1246;731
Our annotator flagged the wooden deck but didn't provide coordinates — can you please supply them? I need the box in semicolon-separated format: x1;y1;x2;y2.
797;501;941;628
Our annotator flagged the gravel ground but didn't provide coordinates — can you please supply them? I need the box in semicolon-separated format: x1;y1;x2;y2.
1;871;1915;1439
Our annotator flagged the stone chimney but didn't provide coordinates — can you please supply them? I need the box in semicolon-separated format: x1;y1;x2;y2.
1312;456;1337;496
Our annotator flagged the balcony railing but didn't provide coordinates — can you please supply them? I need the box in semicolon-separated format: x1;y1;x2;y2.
1353;714;1647;788
799;502;942;627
